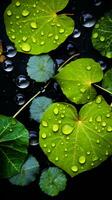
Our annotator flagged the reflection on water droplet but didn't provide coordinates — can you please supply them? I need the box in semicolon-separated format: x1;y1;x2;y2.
94;0;102;6
42;121;48;127
7;10;12;16
3;60;14;72
15;93;25;105
53;107;59;115
82;13;96;28
29;131;38;146
73;28;81;38
21;43;31;52
6;45;17;58
22;9;30;17
71;165;78;172
79;156;86;164
62;124;74;135
42;133;47;139
98;60;107;71
52;124;59;132
16;75;30;89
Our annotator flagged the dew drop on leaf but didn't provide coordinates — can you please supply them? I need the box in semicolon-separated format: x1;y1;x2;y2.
71;165;78;172
22;10;30;17
42;133;47;139
62;124;74;135
52;124;59;132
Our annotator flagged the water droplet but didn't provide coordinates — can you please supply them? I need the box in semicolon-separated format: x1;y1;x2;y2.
100;36;105;42
89;117;93;122
71;165;78;172
59;28;65;34
53;107;59;115
9;128;13;132
29;131;38;146
94;0;102;6
52;124;59;132
42;133;47;139
96;96;102;104
80;88;86;93
65;148;68;152
73;28;81;38
105;151;109;156
47;149;51;153
16;75;30;89
41;31;44;36
16;1;21;6
92;155;98;161
3;60;14;72
86;66;92;71
61;114;64;118
6;45;17;58
30;22;37;29
11;35;16;40
55;35;59;40
101;122;106;127
15;93;25;105
7;10;12;16
106;52;112;58
92;32;98;38
22;9;30;17
97;60;107;71
96;139;100;144
96;115;102;122
82;13;96;28
107;126;112;132
40;41;45;46
42;121;48;127
22;36;27;42
87;151;91;155
79;156;86;164
95;23;100;28
21;43;31;52
66;43;76;56
48;33;53;38
62;124;74;135
51;143;56;147
65;154;68;157
58;120;61;124
106;113;110;118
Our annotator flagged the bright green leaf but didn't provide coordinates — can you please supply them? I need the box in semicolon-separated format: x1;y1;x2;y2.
0;115;29;178
39;96;112;177
55;58;103;104
92;11;112;58
102;68;112;93
4;0;74;55
9;155;39;186
27;55;55;82
39;167;67;196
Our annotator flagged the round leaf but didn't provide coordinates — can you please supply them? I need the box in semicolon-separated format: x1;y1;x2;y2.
55;58;103;104
39;96;112;177
9;155;39;186
102;69;112;93
4;0;74;55
27;55;55;82
92;11;112;58
0;115;29;178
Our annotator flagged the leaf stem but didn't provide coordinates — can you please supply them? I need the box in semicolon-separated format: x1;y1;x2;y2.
94;84;112;95
58;53;80;71
13;82;50;118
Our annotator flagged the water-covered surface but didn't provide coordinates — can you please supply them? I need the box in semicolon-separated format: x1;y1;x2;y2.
0;0;112;199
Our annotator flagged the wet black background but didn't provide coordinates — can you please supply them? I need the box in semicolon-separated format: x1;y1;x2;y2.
0;0;112;199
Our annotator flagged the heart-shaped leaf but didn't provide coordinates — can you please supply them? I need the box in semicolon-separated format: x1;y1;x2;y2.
39;96;112;177
4;0;74;54
92;10;112;58
55;58;103;104
102;69;112;93
9;155;39;186
0;115;29;178
27;55;55;82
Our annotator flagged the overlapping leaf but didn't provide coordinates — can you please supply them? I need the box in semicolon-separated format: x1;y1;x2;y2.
4;0;74;54
102;69;112;93
39;96;112;177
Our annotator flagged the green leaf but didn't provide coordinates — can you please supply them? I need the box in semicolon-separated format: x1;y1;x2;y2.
9;155;39;186
39;167;67;196
27;55;55;82
102;69;112;93
0;115;29;178
4;0;74;55
30;96;53;122
55;58;103;104
92;11;112;58
39;96;112;177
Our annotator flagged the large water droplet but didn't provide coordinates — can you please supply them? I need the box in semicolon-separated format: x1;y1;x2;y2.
22;9;30;17
82;13;96;28
62;124;74;135
29;131;38;146
30;22;37;29
42;121;48;127
71;165;78;172
73;28;81;38
53;107;59;115
21;43;31;52
16;75;30;89
15;93;25;105
42;133;47;139
6;45;17;58
52;124;59;132
3;60;14;72
79;156;86;164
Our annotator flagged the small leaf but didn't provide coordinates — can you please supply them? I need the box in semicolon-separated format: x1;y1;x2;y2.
102;69;112;93
55;58;103;104
30;96;53;122
0;115;29;178
4;0;74;54
39;167;67;196
39;96;112;177
92;11;112;58
27;55;55;82
9;155;39;186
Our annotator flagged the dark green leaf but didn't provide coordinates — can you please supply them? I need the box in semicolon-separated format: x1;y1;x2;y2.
0;115;29;178
102;69;112;93
55;58;103;104
39;96;112;177
4;0;74;54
